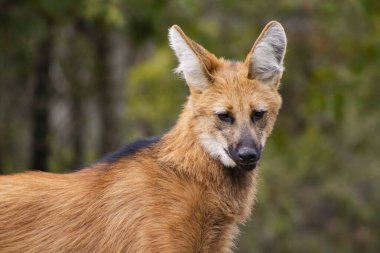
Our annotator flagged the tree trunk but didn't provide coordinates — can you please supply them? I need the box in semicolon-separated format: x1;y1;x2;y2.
94;28;119;155
77;19;130;157
30;30;53;171
0;137;3;174
70;80;84;169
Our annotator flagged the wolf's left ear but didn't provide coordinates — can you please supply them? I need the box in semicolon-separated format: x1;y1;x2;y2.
169;25;219;91
246;21;287;87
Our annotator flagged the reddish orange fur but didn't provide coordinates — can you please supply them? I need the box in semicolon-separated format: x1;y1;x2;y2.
0;22;286;252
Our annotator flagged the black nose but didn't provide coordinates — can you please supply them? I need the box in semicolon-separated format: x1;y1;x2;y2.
237;147;260;163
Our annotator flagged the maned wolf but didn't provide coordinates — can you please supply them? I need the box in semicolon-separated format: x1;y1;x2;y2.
0;21;287;252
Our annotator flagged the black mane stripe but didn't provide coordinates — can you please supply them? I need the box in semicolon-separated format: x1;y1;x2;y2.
98;136;161;163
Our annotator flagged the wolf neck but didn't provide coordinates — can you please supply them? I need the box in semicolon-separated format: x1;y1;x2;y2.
157;100;253;186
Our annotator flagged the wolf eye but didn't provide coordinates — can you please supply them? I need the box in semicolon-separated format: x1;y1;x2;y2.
252;110;266;122
217;113;234;124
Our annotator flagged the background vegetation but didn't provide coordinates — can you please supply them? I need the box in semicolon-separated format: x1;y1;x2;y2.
1;0;379;252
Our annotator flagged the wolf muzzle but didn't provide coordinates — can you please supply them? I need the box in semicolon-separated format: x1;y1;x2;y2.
229;144;261;171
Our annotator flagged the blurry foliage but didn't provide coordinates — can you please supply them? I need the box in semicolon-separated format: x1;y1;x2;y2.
126;48;186;136
83;0;125;27
1;0;380;252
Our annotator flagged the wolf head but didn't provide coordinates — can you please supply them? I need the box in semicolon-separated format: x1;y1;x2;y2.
169;22;287;171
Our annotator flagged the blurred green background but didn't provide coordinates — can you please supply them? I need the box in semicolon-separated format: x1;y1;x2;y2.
1;0;380;252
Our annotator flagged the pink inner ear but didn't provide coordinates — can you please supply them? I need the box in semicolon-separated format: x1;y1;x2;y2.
245;22;286;84
169;25;220;90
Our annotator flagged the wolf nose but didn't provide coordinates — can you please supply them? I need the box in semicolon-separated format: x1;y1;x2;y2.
237;147;260;163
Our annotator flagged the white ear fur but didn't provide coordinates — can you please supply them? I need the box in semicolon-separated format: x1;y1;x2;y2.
168;26;209;90
249;22;287;85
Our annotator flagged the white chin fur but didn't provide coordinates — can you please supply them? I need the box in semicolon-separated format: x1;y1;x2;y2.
199;133;236;168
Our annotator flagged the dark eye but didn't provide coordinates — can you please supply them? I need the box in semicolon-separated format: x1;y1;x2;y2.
252;110;266;122
217;112;234;124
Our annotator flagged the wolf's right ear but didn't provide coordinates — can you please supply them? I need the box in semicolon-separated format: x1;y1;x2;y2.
169;25;219;91
246;21;287;87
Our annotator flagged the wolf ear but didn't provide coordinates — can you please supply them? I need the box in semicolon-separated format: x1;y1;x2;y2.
246;21;287;87
169;25;219;91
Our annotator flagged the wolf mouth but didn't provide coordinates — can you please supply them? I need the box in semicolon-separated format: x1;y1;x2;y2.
224;148;258;171
239;162;257;171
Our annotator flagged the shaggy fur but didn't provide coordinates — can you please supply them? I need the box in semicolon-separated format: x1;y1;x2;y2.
0;21;287;253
